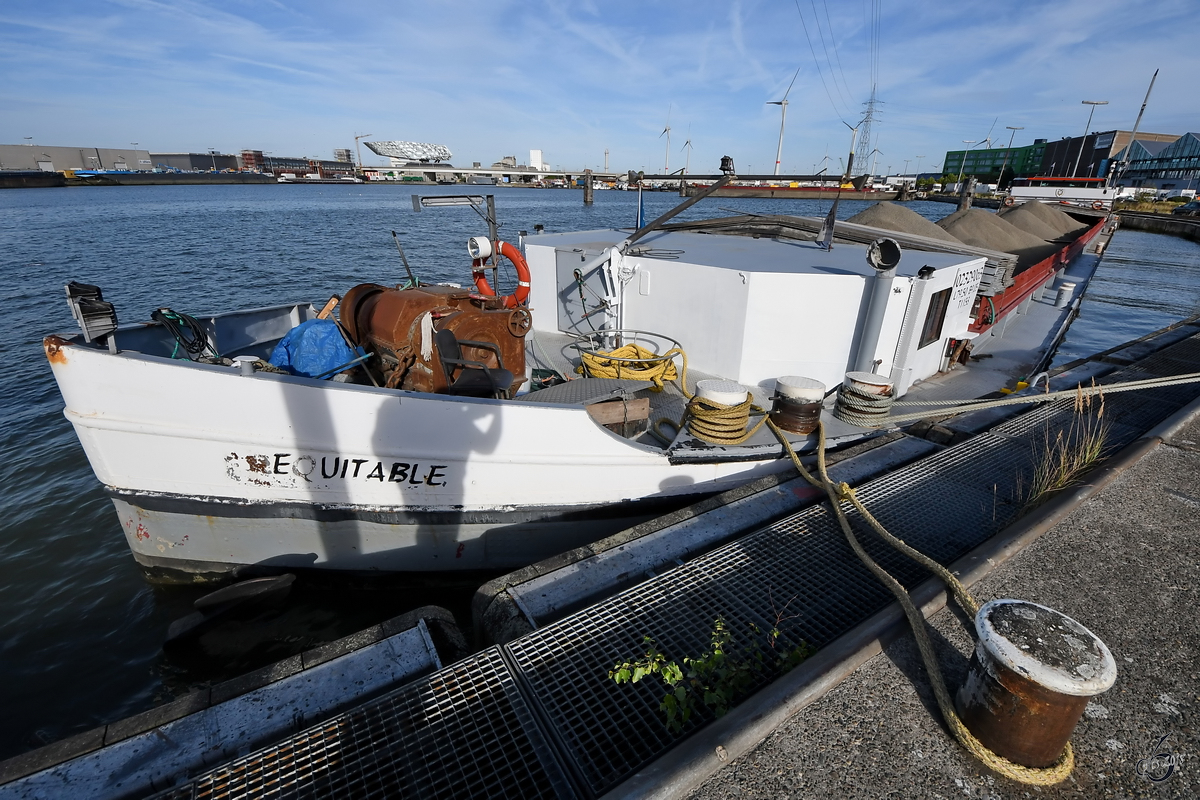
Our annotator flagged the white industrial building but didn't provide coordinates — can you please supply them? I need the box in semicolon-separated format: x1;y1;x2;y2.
0;144;153;172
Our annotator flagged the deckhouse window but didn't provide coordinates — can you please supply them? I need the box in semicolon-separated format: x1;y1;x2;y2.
919;288;951;349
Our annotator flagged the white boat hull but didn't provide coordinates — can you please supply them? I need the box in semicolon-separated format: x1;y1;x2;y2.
47;335;787;578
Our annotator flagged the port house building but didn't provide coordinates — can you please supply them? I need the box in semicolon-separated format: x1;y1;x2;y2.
360;163;625;185
0;144;153;172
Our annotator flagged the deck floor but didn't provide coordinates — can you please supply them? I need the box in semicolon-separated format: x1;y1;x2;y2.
903;247;1106;403
521;330;868;453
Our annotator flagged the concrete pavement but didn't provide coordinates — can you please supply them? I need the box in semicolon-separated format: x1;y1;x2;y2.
689;417;1200;799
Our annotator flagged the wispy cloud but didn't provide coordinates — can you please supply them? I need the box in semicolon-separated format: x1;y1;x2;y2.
1;0;1196;173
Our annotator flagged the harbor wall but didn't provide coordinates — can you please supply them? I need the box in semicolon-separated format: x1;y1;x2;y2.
1116;211;1200;242
683;185;899;200
0;171;66;189
924;193;1002;209
68;172;276;186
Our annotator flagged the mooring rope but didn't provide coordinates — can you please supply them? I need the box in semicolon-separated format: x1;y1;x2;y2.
680;394;770;445
582;334;1189;779
767;419;1075;785
833;383;896;427
855;371;1200;427
581;342;1157;780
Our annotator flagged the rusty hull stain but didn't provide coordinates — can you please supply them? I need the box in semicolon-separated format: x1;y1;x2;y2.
245;455;270;474
44;335;72;365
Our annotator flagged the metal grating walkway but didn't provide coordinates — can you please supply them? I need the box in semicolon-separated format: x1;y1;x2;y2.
154;649;575;800
154;334;1200;799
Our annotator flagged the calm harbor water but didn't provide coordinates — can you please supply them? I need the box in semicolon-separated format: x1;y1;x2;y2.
2;185;1199;763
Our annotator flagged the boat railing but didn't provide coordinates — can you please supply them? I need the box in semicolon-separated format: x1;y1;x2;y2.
56;301;318;362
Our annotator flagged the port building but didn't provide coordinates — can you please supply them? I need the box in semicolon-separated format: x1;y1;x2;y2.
1036;130;1178;179
238;151;356;178
942;140;1048;181
360;141;603;184
0;144;152;172
1111;132;1200;191
943;130;1180;183
151;152;240;171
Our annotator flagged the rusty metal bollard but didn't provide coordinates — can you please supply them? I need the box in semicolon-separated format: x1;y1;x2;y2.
956;599;1117;768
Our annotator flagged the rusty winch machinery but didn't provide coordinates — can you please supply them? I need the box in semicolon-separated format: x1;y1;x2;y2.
340;233;532;395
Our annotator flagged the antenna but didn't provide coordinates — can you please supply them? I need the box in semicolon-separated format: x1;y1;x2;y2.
767;67;801;176
659;104;672;173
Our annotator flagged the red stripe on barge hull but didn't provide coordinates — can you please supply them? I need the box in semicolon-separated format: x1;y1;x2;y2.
969;215;1108;334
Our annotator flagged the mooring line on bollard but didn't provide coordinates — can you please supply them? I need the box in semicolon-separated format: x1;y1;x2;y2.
768;419;1076;785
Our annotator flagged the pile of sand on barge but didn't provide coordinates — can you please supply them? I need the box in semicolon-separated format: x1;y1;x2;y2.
846;201;963;243
936;208;1060;269
998;201;1090;240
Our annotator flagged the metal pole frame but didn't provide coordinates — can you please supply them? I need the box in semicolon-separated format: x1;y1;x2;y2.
1072;101;1107;178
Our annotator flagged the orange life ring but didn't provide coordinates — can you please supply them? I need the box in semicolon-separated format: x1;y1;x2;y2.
1002;196;1015;207
472;241;531;309
1091;201;1105;211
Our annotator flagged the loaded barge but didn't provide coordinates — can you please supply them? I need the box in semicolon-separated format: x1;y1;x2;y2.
43;182;1107;580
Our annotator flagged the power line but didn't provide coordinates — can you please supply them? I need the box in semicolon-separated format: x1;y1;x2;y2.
871;0;881;90
794;0;850;122
819;0;857;112
855;0;883;173
810;0;853;116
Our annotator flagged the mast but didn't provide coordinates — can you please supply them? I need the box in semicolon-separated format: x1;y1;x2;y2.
1112;69;1158;187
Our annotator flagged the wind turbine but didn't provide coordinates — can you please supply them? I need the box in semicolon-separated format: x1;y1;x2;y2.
868;148;884;178
816;146;831;180
841;116;867;180
681;127;693;174
767;67;800;176
981;117;998;149
659;104;672;174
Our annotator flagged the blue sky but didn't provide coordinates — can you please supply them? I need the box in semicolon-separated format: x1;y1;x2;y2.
2;0;1197;175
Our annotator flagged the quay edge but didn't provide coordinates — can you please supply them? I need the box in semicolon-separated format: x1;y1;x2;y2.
151;323;1200;799
1115;209;1200;242
606;392;1200;800
0;606;467;798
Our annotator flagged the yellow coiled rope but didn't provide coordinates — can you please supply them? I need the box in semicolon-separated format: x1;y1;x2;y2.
577;343;679;390
768;419;1074;785
680;394;770;445
581;344;769;445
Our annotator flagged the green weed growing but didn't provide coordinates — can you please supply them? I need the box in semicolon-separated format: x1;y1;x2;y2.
1025;383;1110;505
610;607;816;733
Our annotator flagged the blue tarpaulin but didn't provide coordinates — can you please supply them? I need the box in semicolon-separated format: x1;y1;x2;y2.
268;319;358;378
